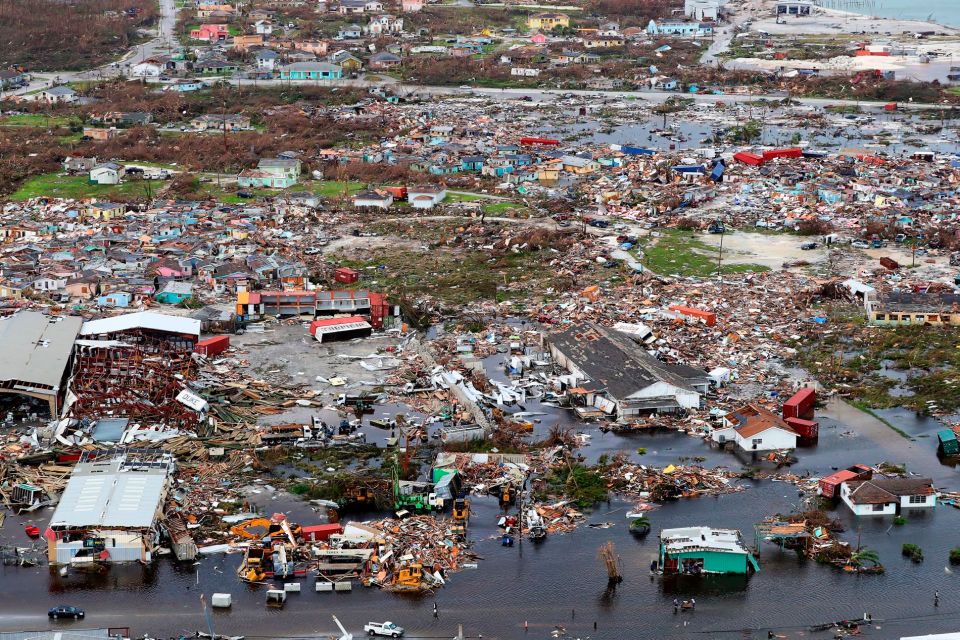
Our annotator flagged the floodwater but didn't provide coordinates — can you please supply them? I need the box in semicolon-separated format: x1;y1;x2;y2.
8;349;960;637
829;0;960;27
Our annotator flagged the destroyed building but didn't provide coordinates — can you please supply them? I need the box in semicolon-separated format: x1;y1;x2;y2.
0;311;83;416
46;449;176;564
547;322;708;418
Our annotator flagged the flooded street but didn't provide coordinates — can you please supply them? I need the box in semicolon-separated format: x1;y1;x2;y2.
4;392;960;640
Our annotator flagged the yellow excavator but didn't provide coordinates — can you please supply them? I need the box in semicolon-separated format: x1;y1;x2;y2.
396;563;423;587
452;497;470;523
244;567;267;582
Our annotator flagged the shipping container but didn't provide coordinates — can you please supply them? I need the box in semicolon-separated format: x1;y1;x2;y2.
761;148;803;162
194;335;230;357
785;416;819;440
818;464;872;499
783;387;816;420
384;186;408;200
938;429;960;456
301;523;344;542
668;304;717;326
733;152;764;166
334;267;359;284
879;256;900;270
519;137;560;146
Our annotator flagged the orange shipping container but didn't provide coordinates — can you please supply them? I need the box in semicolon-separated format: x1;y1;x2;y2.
668;304;717;326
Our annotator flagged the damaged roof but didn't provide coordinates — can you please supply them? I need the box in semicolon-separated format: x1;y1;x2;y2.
548;322;703;400
0;311;83;394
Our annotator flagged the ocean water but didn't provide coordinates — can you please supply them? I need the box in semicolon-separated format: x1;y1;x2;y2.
820;0;960;27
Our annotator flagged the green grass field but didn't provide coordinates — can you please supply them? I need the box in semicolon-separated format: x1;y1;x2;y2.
639;229;769;277
0;114;73;127
10;173;163;201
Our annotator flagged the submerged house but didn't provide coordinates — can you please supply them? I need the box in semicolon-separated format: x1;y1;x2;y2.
710;404;799;452
47;450;176;565
658;527;759;575
839;477;936;516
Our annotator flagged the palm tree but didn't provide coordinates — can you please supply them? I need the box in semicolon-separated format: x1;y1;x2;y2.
849;548;881;571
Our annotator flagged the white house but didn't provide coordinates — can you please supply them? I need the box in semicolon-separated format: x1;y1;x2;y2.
89;162;123;185
131;56;170;77
37;86;77;104
255;20;274;34
255;49;279;71
352;189;393;209
408;187;447;209
710;404;798;451
840;477;936;516
32;276;68;292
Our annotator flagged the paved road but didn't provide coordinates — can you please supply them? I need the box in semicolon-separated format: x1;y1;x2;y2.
5;0;177;97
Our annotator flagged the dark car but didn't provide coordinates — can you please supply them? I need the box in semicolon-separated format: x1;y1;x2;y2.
589;220;609;228
49;606;84;619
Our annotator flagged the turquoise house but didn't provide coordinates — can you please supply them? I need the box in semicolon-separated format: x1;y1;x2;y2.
96;292;132;307
279;62;343;80
155;281;194;304
658;527;759;575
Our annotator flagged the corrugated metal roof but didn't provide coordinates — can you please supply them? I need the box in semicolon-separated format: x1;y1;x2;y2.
50;457;169;529
0;629;114;640
80;311;200;337
0;311;83;393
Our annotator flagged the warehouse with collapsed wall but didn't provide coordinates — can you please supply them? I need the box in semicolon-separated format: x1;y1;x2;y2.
66;312;202;426
0;311;83;417
46;449;176;565
547;322;709;418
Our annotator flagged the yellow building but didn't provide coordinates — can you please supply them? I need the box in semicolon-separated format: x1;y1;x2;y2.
527;12;570;31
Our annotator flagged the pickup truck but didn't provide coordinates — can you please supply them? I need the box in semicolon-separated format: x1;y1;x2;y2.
364;621;404;637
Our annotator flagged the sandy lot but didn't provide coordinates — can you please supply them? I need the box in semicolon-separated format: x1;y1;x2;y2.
699;230;827;268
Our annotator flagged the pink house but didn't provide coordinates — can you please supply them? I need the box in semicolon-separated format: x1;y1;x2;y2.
190;24;229;41
530;32;547;44
401;0;423;11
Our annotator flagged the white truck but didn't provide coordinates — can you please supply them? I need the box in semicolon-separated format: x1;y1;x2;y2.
363;621;404;637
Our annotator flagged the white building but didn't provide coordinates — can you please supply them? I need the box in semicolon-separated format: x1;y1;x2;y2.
89;162;123;185
255;20;274;34
37;86;77;104
840;477;936;516
352;189;394;209
47;451;176;565
408;187;447;209
710;403;798;451
684;0;725;21
775;0;814;16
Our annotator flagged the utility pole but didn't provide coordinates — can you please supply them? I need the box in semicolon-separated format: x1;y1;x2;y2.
716;228;724;279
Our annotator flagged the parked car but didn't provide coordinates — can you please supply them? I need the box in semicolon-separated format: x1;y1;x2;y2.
851;240;870;249
49;606;84;620
588;220;609;228
800;241;817;250
364;621;404;637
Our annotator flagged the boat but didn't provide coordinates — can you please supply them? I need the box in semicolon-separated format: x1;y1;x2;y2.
24;525;40;538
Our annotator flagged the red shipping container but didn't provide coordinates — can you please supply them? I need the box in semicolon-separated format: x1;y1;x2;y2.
884;102;897;111
334;267;359;284
761;148;803;162
385;186;408;201
785;416;819;440
733;152;765;166
668;304;717;327
783;387;815;420
879;256;899;270
194;335;230;357
301;523;343;542
520;137;560;146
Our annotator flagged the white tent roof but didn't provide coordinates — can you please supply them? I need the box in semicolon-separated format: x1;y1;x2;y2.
80;311;200;338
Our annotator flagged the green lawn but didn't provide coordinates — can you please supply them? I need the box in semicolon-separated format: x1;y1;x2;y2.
10;173;163;201
0;114;73;127
445;192;485;203
639;229;769;277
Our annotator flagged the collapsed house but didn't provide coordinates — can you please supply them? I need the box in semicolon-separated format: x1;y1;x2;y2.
46;449;176;564
0;311;83;417
547;322;708;418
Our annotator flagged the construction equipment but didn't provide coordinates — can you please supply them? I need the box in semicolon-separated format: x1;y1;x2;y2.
452;497;470;523
393;464;441;512
499;482;516;506
526;508;546;540
395;563;423;587
343;485;376;506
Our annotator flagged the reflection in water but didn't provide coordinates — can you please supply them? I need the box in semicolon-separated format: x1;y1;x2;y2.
660;573;750;597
